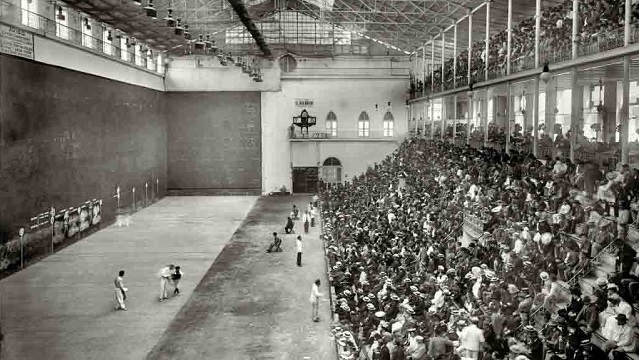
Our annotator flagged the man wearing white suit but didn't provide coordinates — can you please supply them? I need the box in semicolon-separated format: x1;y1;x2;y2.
158;264;175;302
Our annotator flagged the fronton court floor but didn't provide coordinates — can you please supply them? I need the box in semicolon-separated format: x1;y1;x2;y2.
0;195;334;360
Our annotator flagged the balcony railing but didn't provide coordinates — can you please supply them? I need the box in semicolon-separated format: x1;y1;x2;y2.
414;25;639;100
289;129;401;140
0;0;161;73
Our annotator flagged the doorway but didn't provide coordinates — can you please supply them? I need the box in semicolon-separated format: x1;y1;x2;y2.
292;167;319;193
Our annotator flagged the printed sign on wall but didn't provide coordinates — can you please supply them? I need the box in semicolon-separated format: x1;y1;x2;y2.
0;24;34;60
295;99;314;108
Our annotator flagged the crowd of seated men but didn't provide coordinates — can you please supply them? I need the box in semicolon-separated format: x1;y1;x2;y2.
321;138;639;360
411;0;636;96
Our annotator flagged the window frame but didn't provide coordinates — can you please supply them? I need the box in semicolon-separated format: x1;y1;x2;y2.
54;6;68;40
383;120;394;137
358;120;370;137
102;27;113;56
81;17;94;48
21;0;38;28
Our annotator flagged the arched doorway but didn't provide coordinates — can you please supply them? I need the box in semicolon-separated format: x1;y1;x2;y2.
321;157;342;184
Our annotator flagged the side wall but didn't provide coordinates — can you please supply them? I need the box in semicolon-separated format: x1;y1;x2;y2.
0;54;167;241
166;92;262;195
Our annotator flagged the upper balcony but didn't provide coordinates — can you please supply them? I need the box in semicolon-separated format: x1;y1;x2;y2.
408;0;639;101
288;129;403;142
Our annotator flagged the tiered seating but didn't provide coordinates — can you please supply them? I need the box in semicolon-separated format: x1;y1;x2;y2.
321;138;639;360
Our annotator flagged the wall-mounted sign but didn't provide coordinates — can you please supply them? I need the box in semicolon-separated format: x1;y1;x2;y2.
0;24;34;60
295;99;314;108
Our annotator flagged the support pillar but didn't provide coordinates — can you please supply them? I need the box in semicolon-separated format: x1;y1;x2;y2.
603;81;618;144
453;24;458;88
534;78;540;156
441;98;446;140
535;0;541;68
453;94;458;143
507;0;513;75
431;102;435;140
431;41;435;93
572;0;579;60
468;12;473;85
545;81;557;144
570;69;583;162
524;92;534;134
441;31;445;93
485;1;491;81
423;103;427;136
468;94;473;145
622;56;630;163
483;89;489;146
625;0;632;47
506;84;512;153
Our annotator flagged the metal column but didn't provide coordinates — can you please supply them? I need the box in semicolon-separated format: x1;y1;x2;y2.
468;12;473;85
431;40;435;93
453;24;458;89
572;0;579;60
506;84;512;153
570;68;579;162
533;78;540;156
483;88;489;146
535;0;541;68
441;31;445;93
485;1;491;81
467;94;473;145
453;94;458;144
506;0;512;75
622;0;632;163
430;102;435;140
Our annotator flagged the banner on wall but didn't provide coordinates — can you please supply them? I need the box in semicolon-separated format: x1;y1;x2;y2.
0;24;34;60
295;99;314;108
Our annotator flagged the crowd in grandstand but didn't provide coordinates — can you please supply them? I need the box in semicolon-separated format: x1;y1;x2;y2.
411;0;639;93
322;138;639;360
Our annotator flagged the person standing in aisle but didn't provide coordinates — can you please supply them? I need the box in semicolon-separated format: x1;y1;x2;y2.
309;279;323;322
303;210;310;234
114;270;128;311
296;235;303;267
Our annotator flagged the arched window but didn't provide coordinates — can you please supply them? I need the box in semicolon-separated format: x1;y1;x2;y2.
326;111;338;137
323;157;341;166
322;157;342;183
358;111;370;137
383;111;394;137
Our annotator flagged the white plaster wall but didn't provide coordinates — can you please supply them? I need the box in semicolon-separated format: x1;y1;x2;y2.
33;36;164;91
262;76;409;194
164;56;281;92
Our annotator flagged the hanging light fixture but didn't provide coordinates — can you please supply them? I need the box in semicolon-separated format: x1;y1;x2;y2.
84;18;91;31
164;9;176;27
204;35;213;48
194;35;205;50
144;0;157;19
107;30;113;41
174;19;184;36
184;24;191;40
56;5;65;21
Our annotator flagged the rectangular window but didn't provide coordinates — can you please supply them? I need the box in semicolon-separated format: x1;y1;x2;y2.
55;6;68;40
120;37;130;62
383;121;394;137
82;18;93;48
358;121;370;137
103;28;113;55
326;120;337;137
21;0;38;28
134;45;143;66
